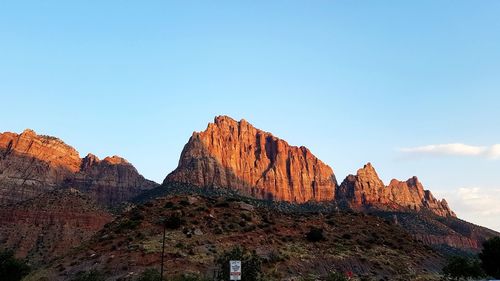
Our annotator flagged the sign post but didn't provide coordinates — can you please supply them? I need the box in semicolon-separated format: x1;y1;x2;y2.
229;260;241;280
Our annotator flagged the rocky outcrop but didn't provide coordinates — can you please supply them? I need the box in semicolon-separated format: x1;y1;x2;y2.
0;189;113;265
336;163;386;206
165;116;336;202
0;129;158;206
337;163;456;217
74;154;159;206
414;234;479;249
387;177;454;217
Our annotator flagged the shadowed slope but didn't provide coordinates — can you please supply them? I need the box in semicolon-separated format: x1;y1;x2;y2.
0;189;113;266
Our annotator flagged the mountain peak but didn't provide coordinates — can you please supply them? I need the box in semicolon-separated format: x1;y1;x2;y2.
213;115;239;124
0;129;158;206
337;163;455;217
21;128;37;136
166;116;336;202
103;155;129;165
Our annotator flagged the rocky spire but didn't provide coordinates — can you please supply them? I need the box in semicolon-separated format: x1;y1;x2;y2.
338;163;456;217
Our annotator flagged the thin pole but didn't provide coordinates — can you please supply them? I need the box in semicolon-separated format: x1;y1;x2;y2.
160;222;166;281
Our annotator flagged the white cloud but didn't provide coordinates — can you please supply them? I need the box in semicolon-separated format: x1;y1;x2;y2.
434;187;500;232
488;144;500;159
399;143;500;159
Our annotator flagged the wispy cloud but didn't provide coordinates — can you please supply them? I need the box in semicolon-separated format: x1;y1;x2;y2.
434;187;500;232
399;143;500;159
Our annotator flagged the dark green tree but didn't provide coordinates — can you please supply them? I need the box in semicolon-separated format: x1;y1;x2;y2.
215;246;262;281
306;227;325;242
479;236;500;278
442;256;484;281
0;250;30;281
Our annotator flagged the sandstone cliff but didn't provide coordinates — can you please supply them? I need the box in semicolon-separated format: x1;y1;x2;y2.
337;163;455;217
0;129;158;206
165;116;336;202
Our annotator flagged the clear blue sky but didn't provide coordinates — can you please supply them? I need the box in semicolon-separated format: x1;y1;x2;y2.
1;1;499;230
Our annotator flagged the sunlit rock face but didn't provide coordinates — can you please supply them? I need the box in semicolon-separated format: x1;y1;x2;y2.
165;116;337;202
337;163;456;217
0;129;158;206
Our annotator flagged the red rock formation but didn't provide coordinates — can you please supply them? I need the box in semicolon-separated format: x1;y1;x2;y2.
0;129;158;206
413;234;479;250
165;116;336;202
337;163;456;217
336;163;387;205
387;177;455;217
75;154;159;206
0;189;113;265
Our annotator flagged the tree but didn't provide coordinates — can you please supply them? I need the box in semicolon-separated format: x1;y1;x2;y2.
479;236;500;278
215;246;262;281
0;250;30;281
306;227;325;242
442;256;484;281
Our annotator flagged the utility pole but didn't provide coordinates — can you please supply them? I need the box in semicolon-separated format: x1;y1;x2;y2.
160;220;166;281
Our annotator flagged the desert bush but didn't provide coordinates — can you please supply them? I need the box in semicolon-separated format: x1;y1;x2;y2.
71;270;105;281
306;227;325;242
179;199;190;206
117;219;141;231
341;233;352;240
442;256;484;281
240;213;252;221
164;201;175;208
215;201;230;208
0;250;30;281
164;214;184;230
326;271;349;281
479;236;500;278
130;208;145;221
215;246;262;281
135;268;162;281
170;274;210;281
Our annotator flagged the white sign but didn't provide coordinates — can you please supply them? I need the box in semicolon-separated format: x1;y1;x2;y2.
229;260;241;280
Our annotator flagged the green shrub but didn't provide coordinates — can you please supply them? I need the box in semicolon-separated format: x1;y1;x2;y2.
326;271;349;281
215;246;262;281
130;208;145;221
479;236;500;278
164;202;175;209
117;219;141;231
71;270;105;281
0;250;30;281
135;268;162;281
442;256;484;281
306;227;325;242
215;201;230;208
341;233;352;240
170;274;210;281
164;214;183;230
